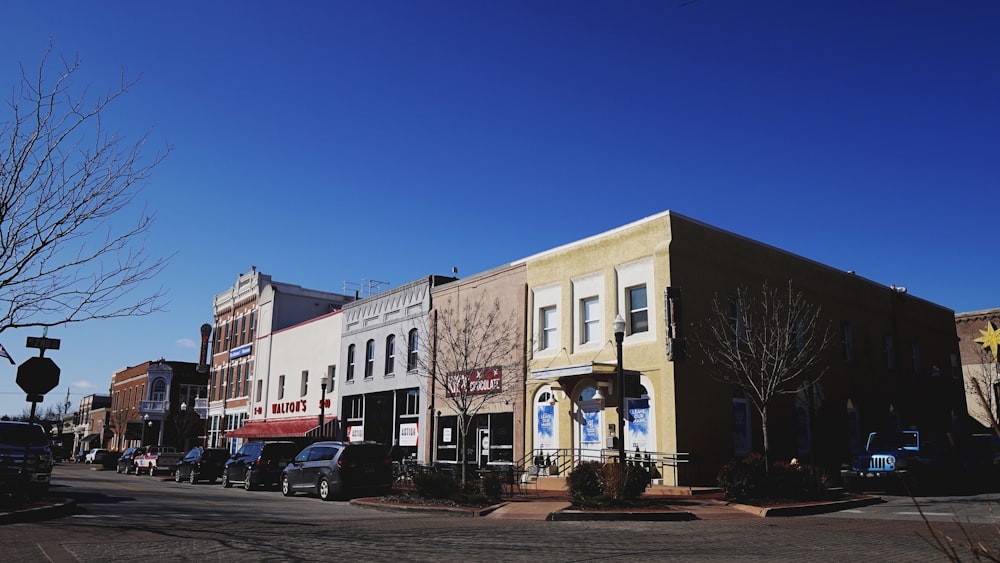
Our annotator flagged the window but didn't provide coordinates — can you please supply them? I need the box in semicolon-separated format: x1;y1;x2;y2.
627;285;648;334
912;343;921;376
278;375;285;400
327;365;336;391
402;389;419;416
885;334;896;369
840;322;855;362
248;311;256;341
728;296;747;344
255;379;263;402
244;362;252;396
580;297;600;344
301;370;309;397
346;344;356;381
541;306;558;350
151;378;166;402
385;335;395;375
347;396;364;419
407;329;419;371
365;339;375;378
224;321;231;351
240;314;247;345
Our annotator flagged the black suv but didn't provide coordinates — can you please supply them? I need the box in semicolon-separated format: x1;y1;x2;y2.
222;441;300;490
174;447;229;484
116;446;146;474
0;421;53;499
280;441;392;500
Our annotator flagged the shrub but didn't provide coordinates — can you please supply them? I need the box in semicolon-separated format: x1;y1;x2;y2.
716;455;830;503
566;461;604;503
600;463;651;501
567;461;651;506
480;472;503;502
413;470;459;499
716;454;769;502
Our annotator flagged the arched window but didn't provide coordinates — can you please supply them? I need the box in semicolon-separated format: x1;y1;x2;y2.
151;378;167;402
385;335;396;375
365;339;375;378
346;344;356;382
407;329;419;371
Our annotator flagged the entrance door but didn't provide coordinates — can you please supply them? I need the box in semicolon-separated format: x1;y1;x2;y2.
477;428;490;468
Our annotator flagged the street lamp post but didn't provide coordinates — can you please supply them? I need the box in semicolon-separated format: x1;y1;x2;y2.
613;314;626;466
179;402;188;451
142;414;150;447
318;378;328;438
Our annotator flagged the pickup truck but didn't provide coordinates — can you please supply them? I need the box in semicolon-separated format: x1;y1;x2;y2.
133;446;184;476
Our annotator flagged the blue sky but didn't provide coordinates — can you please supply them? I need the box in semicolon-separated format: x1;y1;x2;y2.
0;1;996;418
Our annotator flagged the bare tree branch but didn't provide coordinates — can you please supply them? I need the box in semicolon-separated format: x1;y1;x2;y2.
693;280;832;469
0;43;171;335
405;294;522;486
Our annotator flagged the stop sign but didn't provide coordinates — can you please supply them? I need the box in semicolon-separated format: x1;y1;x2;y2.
16;356;61;396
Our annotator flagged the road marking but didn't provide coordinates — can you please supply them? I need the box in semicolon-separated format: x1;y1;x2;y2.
896;512;953;517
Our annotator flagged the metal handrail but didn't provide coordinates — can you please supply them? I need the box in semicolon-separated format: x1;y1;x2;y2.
522;447;690;485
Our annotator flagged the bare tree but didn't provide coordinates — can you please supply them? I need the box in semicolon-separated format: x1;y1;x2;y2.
966;343;1000;435
694;281;832;470
0;44;170;335
410;294;522;487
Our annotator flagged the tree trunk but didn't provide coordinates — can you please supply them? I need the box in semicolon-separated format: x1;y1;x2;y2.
761;405;770;476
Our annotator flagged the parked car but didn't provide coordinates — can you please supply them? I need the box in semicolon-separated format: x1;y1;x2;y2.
174;447;229;484
133;446;184;476
223;441;300;490
842;430;959;493
0;421;53;499
116;446;146;474
280;441;392;500
84;448;108;464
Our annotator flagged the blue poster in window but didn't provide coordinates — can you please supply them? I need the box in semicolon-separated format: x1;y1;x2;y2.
581;410;600;444
627;398;649;437
537;405;554;439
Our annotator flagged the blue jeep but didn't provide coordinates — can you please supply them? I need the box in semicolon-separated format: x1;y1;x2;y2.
842;430;957;493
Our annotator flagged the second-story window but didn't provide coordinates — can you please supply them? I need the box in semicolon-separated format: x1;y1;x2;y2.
365;339;375;378
407;329;419;371
627;285;648;334
385;335;395;375
301;370;309;396
346;344;356;382
278;375;286;400
151;378;166;402
541;306;558;350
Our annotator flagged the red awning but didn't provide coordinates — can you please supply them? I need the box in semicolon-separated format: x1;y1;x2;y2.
225;417;336;439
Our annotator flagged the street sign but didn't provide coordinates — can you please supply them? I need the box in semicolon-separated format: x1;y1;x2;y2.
16;356;61;396
26;336;60;351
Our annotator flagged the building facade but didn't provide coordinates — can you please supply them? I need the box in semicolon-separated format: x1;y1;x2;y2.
428;263;528;470
522;211;964;485
108;360;205;451
207;267;351;452
338;275;455;463
225;310;342;444
73;393;110;457
956;308;1000;431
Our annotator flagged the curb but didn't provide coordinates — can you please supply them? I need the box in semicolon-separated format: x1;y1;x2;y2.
0;498;77;525
549;508;698;522
729;495;884;517
350;498;507;518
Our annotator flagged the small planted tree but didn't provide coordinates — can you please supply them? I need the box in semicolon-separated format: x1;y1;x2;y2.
406;294;522;488
693;281;832;471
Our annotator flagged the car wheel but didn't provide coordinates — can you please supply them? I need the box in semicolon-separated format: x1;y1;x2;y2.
281;475;294;497
116;465;123;474
317;477;332;501
174;469;183;483
189;470;198;484
222;471;232;488
243;469;255;491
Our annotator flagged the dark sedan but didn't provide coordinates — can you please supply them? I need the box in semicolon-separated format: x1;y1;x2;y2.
173;447;229;484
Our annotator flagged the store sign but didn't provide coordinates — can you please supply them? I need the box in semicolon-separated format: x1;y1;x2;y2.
399;423;418;447
348;425;364;442
271;399;308;414
229;344;252;360
445;367;501;397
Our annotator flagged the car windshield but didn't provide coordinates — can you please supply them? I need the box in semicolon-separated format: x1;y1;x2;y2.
868;432;918;451
0;424;48;446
